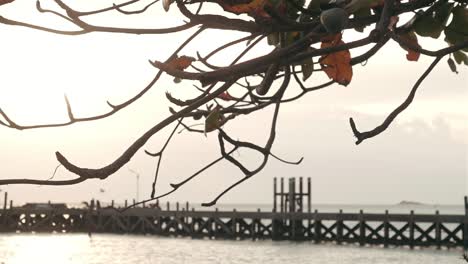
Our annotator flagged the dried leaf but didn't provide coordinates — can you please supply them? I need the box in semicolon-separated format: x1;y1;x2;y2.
388;16;399;31
165;92;186;106
162;0;173;12
0;0;14;6
320;33;342;43
218;92;236;101
319;36;353;86
398;31;421;61
167;56;195;71
301;58;314;81
221;0;269;18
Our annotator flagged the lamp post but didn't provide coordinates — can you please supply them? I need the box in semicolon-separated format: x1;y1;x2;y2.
129;169;140;203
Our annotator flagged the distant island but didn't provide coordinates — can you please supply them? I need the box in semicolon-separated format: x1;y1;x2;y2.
397;200;425;206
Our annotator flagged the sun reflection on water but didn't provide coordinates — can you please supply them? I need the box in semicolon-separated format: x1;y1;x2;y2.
0;234;90;264
0;233;461;264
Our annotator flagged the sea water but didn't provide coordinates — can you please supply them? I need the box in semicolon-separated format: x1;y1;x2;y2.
0;233;462;264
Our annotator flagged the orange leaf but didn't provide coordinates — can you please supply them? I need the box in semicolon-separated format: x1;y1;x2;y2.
320;33;342;43
221;0;269;18
218;92;236;101
398;32;420;61
370;0;384;8
406;49;420;61
319;36;353;86
168;56;195;71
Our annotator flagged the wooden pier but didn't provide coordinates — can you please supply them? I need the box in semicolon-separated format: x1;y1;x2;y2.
0;178;466;251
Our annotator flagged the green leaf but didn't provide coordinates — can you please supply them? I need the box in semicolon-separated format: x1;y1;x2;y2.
447;57;458;73
345;0;382;14
444;6;468;48
204;106;222;135
301;59;314;81
286;0;305;19
414;15;443;38
448;6;467;31
453;51;468;66
306;0;320;13
414;2;454;39
434;2;454;25
353;8;371;32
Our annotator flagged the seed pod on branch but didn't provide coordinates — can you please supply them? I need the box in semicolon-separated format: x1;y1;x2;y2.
320;8;348;33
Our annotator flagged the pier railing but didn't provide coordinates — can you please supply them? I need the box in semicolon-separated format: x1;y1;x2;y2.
0;206;465;249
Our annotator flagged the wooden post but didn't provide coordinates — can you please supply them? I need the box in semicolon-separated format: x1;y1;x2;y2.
86;199;94;236
307;178;311;213
288;178;295;213
307;178;311;238
176;202;180;211
9;200;12;209
166;201;170;211
232;209;237;239
280;178;284;213
1;192;7;230
409;210;414;249
289;178;296;240
111;200;114;208
97;201;102;231
3;192;7;211
298;178;304;239
359;209;365;246
337;209;343;244
464;196;468;257
272;217;279;240
183;202;188;223
273;177;277;212
124;200;128;208
314;209;321;244
299;177;303;212
253;208;261;240
384;210;389;248
435;210;441;250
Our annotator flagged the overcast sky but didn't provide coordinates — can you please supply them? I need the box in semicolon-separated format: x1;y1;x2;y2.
0;0;466;206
